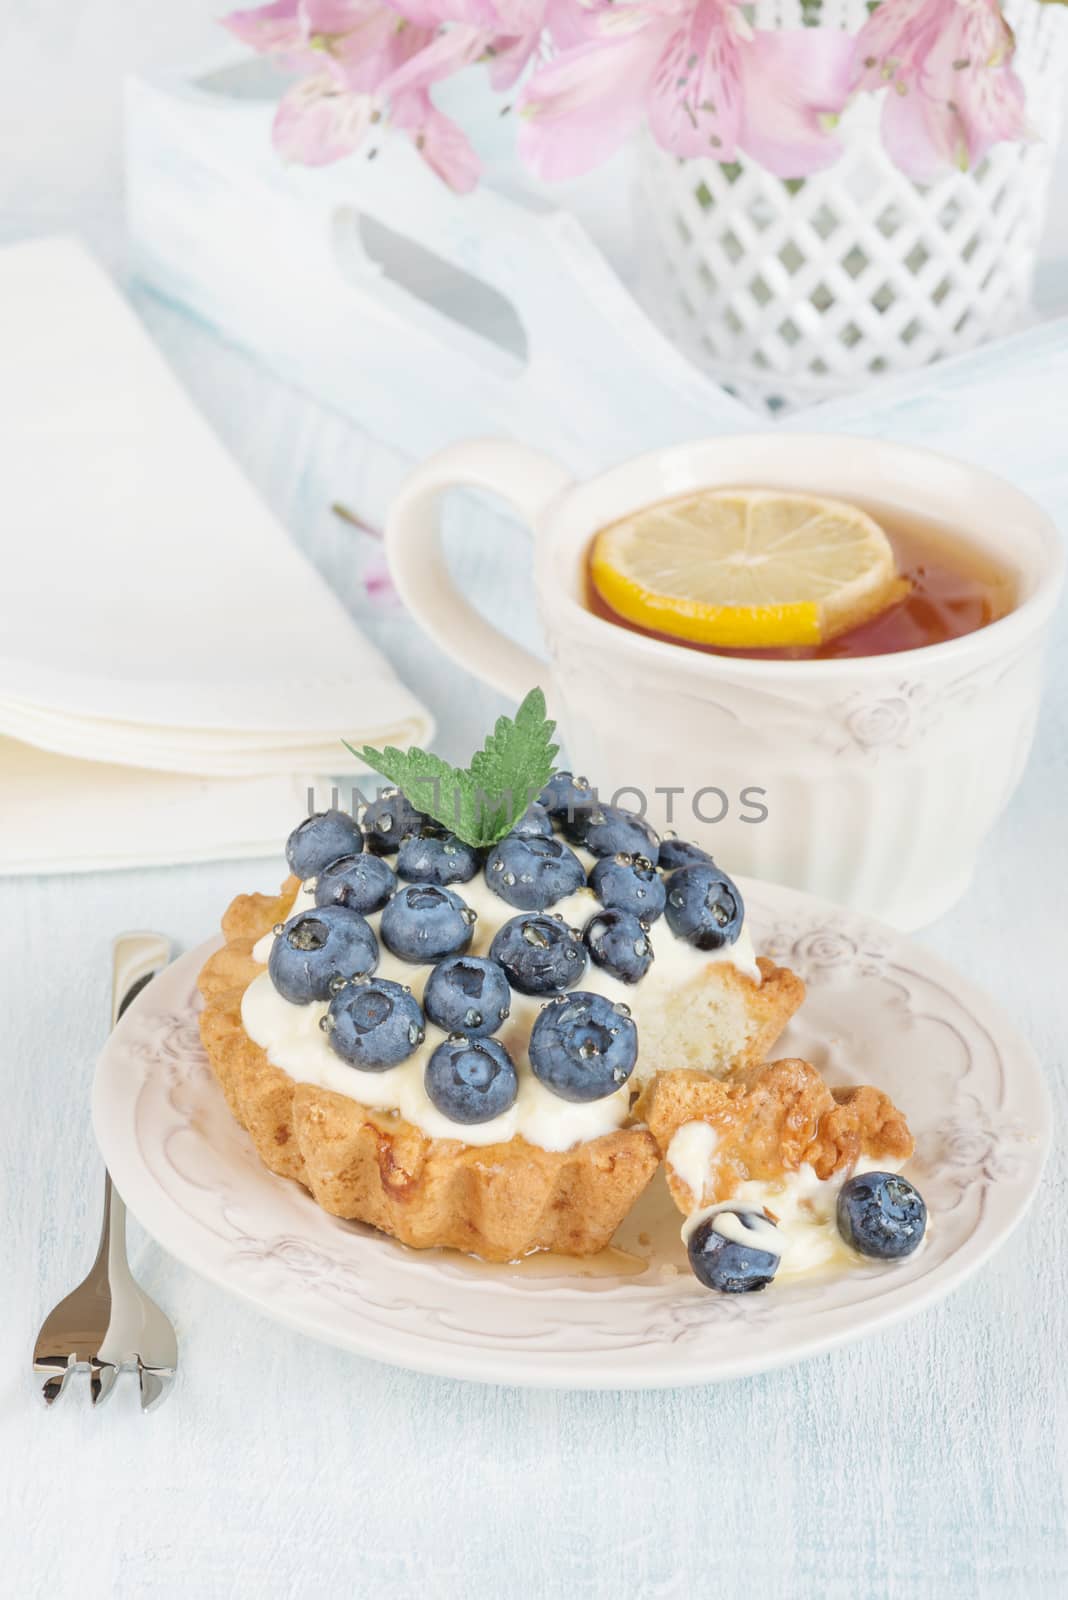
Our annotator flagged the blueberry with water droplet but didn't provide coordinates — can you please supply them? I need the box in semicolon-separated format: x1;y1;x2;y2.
510;802;554;839
489;913;587;995
837;1172;927;1259
268;905;378;1004
589;854;667;922
423;955;511;1038
361;791;428;856
659;836;715;872
583;804;660;864
664;864;744;950
424;1036;518;1124
325;978;426;1070
528;992;638;1102
315;852;397;915
396;824;480;886
583;908;653;984
380;882;474;963
286;809;363;879
483;833;585;911
538;771;595;824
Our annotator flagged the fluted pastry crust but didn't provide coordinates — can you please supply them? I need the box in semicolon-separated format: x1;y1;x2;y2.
198;878;806;1260
198;880;661;1260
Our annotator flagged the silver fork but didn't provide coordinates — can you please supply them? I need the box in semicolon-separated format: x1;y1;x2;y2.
33;933;178;1410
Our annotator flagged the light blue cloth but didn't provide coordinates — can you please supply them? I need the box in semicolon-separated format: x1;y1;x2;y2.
3;284;1066;1600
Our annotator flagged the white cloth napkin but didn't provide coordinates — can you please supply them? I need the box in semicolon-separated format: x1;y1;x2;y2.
0;236;432;872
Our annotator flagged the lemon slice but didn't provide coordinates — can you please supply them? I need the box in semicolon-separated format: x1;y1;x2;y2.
591;490;905;649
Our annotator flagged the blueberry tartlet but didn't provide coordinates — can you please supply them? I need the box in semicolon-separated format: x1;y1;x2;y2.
197;704;803;1261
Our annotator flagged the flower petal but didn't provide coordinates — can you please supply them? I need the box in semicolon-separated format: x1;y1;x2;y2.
392;89;482;191
222;0;305;60
272;72;377;164
647;0;743;161
956;59;1028;166
517;31;662;180
738;27;855;178
486;27;543;91
388;0;507;25
380;23;490;97
879;79;959;182
848;0;1030;179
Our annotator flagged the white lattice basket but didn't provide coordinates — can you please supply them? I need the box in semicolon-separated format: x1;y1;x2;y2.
632;0;1068;412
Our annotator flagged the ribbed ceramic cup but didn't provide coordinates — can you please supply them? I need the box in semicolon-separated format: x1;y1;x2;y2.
385;435;1062;928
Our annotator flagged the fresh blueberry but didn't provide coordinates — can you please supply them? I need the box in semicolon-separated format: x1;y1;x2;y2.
658;835;715;872
484;833;585;911
589;854;667;922
664;864;744;950
424;1036;518;1125
423;955;511;1037
837;1172;927;1259
538;772;597;830
489;913;587;995
510;802;554;839
583;804;660;865
686;1209;781;1293
380;882;474;963
528;992;638;1102
360;790;428;856
396;825;480;886
583;908;654;985
268;905;378;1004
315;852;396;915
322;978;425;1070
286;809;362;880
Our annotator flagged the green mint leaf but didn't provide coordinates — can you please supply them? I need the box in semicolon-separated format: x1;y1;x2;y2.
346;686;558;850
464;687;558;845
344;742;480;839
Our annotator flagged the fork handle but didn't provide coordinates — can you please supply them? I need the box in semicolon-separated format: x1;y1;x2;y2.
91;935;173;1279
112;933;172;1028
91;1173;131;1283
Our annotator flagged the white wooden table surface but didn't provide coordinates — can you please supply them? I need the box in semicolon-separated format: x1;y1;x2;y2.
2;10;1067;1597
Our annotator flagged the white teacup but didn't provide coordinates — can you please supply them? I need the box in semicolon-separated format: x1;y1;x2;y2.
386;434;1063;928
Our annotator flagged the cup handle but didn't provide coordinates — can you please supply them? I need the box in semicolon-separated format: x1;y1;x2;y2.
385;438;574;702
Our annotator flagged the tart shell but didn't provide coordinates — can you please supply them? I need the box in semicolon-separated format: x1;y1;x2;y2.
198;878;806;1261
198;879;661;1261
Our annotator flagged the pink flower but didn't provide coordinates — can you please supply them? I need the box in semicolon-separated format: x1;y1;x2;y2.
517;0;852;180
224;0;487;187
382;24;488;189
847;0;1028;181
387;0;564;88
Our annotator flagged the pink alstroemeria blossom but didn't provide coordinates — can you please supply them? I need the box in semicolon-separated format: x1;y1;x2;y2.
224;0;487;187
517;0;852;181
848;0;1028;182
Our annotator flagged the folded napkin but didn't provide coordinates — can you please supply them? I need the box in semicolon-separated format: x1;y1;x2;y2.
0;237;432;872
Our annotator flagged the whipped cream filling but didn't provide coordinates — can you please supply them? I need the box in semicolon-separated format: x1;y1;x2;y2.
669;1121;906;1279
242;852;760;1153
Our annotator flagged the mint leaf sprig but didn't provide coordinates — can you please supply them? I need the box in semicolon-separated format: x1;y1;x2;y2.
346;687;559;850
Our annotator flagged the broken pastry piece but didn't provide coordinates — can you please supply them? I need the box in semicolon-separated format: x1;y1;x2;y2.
636;1060;926;1292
